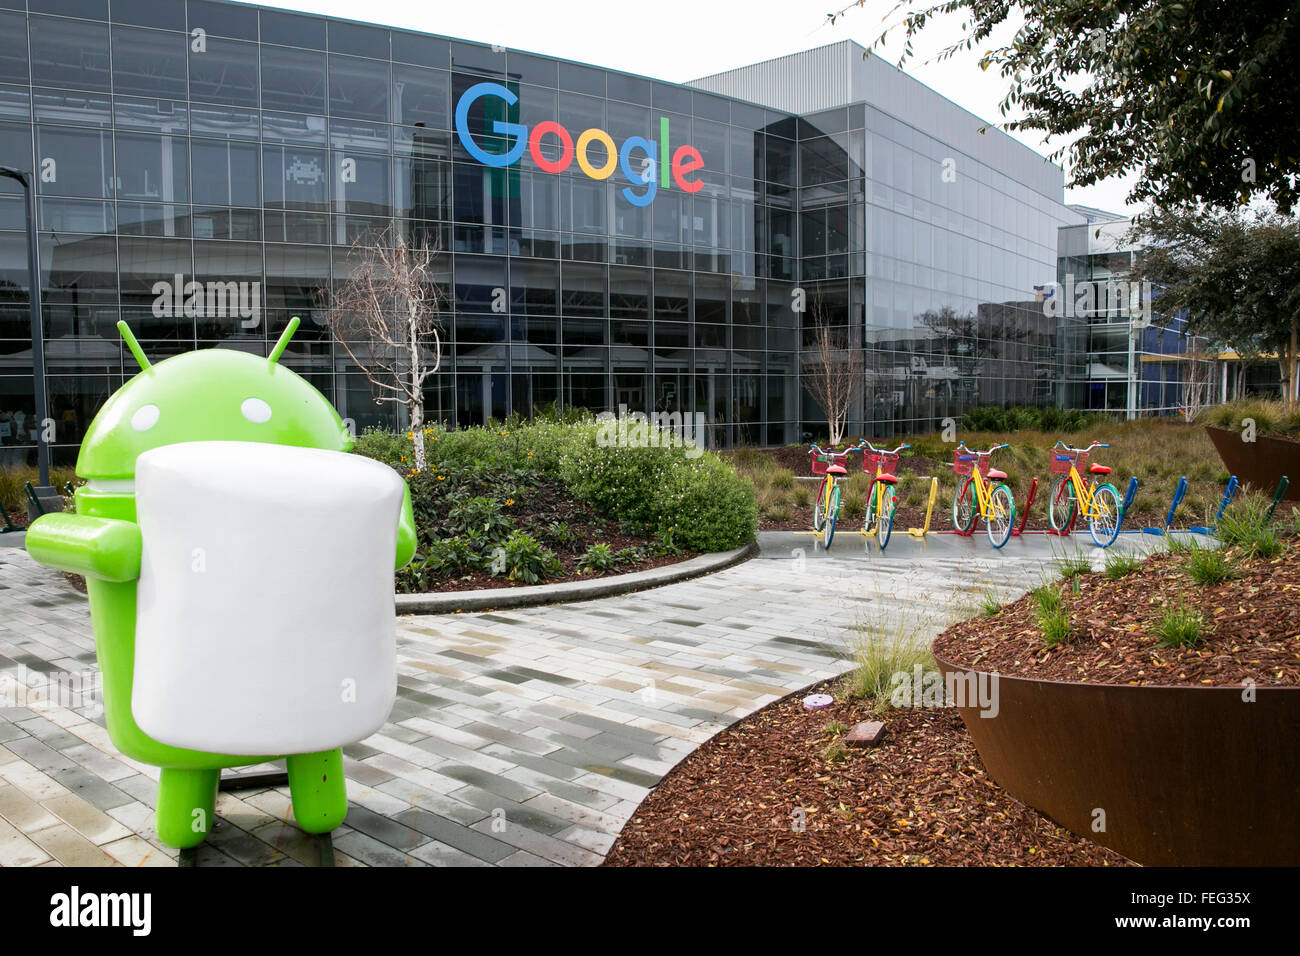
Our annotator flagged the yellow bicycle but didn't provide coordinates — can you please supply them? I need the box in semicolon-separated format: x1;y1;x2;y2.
1047;440;1122;548
859;440;909;549
808;443;855;548
951;442;1016;548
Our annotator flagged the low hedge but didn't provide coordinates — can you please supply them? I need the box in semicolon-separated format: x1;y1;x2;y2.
356;416;757;555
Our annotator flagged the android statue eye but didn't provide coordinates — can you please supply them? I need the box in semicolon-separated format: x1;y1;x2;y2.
241;397;272;423
131;404;160;431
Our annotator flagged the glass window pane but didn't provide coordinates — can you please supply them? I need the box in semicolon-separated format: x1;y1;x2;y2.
31;16;111;92
35;125;111;199
115;132;190;203
261;46;326;114
392;63;449;129
34;88;112;128
114;96;187;132
112;26;188;99
260;9;326;49
187;0;259;40
0;11;28;86
189;36;259;107
263;144;329;211
192;139;260;207
329;54;389;120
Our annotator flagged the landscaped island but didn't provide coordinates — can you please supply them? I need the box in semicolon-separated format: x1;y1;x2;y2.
353;412;757;594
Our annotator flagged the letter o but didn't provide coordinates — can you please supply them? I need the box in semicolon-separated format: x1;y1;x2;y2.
528;121;574;174
575;128;617;180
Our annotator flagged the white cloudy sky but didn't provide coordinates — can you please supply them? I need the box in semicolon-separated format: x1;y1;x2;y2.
259;0;1141;216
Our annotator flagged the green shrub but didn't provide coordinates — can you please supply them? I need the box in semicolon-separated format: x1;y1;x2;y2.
1032;585;1070;647
1153;600;1206;648
1056;555;1093;580
961;405;1110;434
447;495;512;543
351;427;415;471
542;520;581;552
1185;545;1235;586
844;630;934;713
656;454;758;552
1103;551;1142;580
1216;494;1284;557
559;441;756;553
577;542;617;573
488;531;564;585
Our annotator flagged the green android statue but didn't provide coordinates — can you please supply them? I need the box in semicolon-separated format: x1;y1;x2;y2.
25;318;416;849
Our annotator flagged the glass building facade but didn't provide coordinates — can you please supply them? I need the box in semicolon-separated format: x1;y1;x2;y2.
0;1;1079;468
1057;210;1212;416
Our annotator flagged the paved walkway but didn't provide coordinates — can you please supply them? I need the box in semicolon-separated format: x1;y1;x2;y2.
0;530;1170;866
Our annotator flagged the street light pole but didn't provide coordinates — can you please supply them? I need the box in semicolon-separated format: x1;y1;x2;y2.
0;166;49;487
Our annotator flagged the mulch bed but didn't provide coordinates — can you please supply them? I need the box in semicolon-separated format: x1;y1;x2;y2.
934;537;1300;686
604;680;1131;866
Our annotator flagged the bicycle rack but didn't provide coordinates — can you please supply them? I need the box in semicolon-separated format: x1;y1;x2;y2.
907;476;938;537
1142;476;1187;536
1266;476;1290;523
1114;476;1140;532
1009;477;1038;537
1189;475;1238;535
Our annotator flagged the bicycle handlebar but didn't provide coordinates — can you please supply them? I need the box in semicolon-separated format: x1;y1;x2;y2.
954;441;1009;456
809;443;853;459
1053;440;1110;454
860;439;911;456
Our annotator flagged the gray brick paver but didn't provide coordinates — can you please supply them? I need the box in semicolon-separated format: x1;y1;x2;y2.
0;531;1122;866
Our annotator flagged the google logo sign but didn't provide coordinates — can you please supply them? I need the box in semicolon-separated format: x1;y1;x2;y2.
454;82;703;207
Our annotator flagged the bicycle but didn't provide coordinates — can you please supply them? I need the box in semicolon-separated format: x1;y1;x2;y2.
951;442;1017;549
859;440;909;550
1047;440;1123;548
808;443;856;549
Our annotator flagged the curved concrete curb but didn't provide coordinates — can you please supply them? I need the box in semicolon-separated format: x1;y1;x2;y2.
395;540;758;614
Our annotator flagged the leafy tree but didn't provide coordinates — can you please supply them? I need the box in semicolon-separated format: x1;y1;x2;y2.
837;1;1300;211
1128;208;1300;406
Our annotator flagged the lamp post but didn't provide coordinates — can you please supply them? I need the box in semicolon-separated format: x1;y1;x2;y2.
0;165;49;488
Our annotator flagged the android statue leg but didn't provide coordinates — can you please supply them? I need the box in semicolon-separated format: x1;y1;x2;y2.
155;767;220;849
286;748;347;834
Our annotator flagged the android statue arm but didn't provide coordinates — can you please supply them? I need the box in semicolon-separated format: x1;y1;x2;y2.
396;479;416;571
25;512;142;583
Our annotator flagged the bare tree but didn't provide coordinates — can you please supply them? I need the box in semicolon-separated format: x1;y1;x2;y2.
1178;336;1216;423
801;295;863;446
321;224;446;471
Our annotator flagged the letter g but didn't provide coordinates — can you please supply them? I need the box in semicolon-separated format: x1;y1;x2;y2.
455;82;527;167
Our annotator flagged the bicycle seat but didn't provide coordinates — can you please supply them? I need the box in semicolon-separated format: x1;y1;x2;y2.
987;469;1007;480
876;472;898;483
826;463;847;475
1089;464;1111;474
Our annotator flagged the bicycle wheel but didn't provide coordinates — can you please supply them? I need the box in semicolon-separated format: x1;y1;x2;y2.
812;480;827;531
952;477;976;532
823;485;840;549
1088;483;1122;549
987;483;1016;549
862;479;877;533
1048;475;1076;531
877;484;895;550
